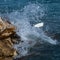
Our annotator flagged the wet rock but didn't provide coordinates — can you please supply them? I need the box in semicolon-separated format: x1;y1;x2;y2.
0;17;20;60
0;17;16;39
0;57;13;60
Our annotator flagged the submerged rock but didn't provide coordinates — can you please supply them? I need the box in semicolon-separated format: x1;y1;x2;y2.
0;17;20;60
45;31;60;40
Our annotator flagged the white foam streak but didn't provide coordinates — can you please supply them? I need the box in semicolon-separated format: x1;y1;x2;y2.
34;22;44;28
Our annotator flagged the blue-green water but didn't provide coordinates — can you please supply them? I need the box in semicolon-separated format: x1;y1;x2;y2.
0;0;60;32
0;0;60;60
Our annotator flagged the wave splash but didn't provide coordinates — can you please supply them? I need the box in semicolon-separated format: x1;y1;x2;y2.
7;3;57;58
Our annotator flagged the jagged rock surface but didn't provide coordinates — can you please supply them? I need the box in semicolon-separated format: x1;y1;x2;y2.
0;17;20;60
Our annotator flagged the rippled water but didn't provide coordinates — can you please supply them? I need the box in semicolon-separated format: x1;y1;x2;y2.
0;0;60;60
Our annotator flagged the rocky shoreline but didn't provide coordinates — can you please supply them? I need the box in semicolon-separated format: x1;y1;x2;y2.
0;17;60;60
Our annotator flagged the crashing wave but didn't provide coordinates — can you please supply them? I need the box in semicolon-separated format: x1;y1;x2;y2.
2;3;57;58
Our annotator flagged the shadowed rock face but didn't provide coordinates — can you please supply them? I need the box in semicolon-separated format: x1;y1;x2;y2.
0;17;20;60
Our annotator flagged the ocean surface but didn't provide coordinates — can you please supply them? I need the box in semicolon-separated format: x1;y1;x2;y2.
0;0;60;60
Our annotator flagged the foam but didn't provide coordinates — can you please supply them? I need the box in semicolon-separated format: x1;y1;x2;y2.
7;3;58;58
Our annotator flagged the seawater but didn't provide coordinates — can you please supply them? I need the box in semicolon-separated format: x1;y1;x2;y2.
0;0;60;60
